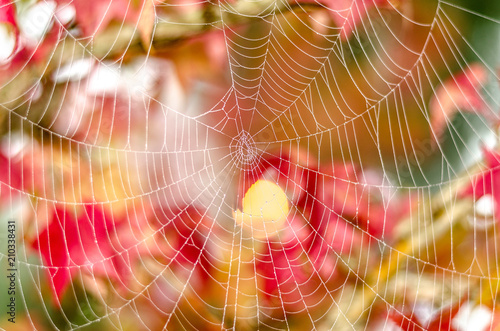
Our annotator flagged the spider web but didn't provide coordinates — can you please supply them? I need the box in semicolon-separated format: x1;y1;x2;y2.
1;0;500;330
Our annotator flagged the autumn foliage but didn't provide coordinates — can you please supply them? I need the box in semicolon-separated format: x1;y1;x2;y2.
1;0;500;330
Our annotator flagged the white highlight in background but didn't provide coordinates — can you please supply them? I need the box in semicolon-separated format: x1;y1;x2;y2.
18;1;56;47
452;303;493;331
0;24;16;63
52;58;94;82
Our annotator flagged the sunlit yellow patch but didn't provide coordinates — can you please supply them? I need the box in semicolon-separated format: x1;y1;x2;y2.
233;180;289;239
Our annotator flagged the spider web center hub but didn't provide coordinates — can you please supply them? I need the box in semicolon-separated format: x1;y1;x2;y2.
231;131;259;169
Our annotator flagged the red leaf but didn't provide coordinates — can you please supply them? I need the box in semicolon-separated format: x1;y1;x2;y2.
426;303;461;331
462;148;500;221
256;216;323;313
308;163;367;253
385;301;463;331
387;308;425;331
430;63;489;144
32;204;119;304
0;150;23;197
0;0;19;62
